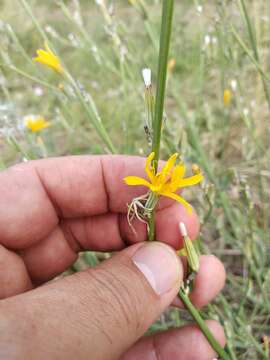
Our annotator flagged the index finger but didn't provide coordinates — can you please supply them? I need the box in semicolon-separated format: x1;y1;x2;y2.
0;155;195;249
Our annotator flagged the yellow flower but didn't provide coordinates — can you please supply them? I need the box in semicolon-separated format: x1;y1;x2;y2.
24;115;51;133
33;42;63;73
124;152;203;213
223;89;232;106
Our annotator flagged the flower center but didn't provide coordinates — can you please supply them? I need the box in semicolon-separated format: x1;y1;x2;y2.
151;184;163;193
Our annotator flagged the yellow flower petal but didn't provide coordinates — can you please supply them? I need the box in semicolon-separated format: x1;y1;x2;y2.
178;173;203;188
160;153;178;179
36;49;49;58
124;176;152;188
169;163;185;192
160;190;193;214
145;152;155;183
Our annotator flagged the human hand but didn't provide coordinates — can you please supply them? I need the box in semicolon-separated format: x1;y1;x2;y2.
0;155;226;359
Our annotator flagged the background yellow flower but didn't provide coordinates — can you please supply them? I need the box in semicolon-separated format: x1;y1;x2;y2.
33;43;63;73
24;115;51;133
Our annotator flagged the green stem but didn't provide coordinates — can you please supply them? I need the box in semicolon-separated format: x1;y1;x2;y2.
178;288;231;360
152;0;174;167
6;65;59;92
143;4;231;358
65;73;116;154
148;213;155;241
145;192;158;241
147;0;174;241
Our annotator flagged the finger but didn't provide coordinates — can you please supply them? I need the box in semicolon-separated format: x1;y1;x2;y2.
20;227;78;284
0;155;157;249
0;245;32;299
0;155;197;249
61;202;199;250
189;255;226;308
0;242;183;360
173;255;226;309
122;320;226;360
21;204;199;283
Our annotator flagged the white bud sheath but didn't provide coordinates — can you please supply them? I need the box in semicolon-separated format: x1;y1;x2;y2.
142;68;151;87
230;79;237;91
179;222;188;237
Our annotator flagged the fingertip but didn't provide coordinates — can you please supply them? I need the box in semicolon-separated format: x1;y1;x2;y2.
122;319;226;360
157;319;226;358
172;255;226;309
131;241;184;299
190;255;226;308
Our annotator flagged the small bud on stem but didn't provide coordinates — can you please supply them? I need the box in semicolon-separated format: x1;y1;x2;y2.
142;68;152;88
179;222;200;273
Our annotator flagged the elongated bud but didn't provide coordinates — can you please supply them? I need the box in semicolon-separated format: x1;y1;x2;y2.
179;222;200;273
192;163;201;175
142;68;152;88
142;68;154;144
179;222;188;237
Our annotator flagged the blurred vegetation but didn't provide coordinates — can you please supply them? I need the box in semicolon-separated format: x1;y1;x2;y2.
0;1;270;359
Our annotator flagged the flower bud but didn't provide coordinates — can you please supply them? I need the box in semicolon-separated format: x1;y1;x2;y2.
179;222;200;273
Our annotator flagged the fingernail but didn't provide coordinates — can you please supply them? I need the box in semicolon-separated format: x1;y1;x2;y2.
132;242;182;295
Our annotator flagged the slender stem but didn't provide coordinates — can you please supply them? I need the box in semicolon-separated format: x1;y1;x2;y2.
152;0;174;167
144;3;231;358
147;1;174;241
145;192;158;241
65;73;116;154
6;65;59;92
178;288;231;360
6;135;32;160
148;213;155;241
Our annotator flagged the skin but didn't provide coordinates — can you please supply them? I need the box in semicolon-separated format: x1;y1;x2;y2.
0;155;226;359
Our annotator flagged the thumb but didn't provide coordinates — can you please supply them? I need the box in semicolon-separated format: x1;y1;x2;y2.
0;242;183;360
